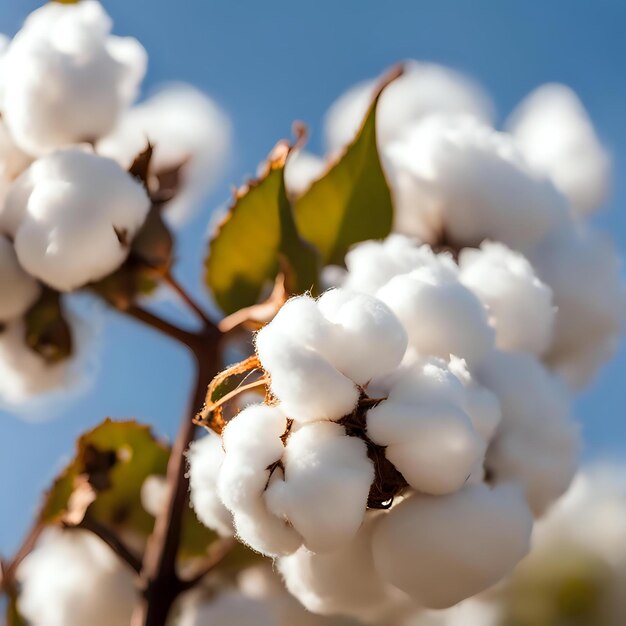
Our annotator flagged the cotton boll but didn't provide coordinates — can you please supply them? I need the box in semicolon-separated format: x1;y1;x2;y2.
477;351;580;516
140;474;167;517
284;150;326;196
255;296;360;421
0;121;32;207
0;235;40;321
17;529;137;626
0;314;95;412
459;242;555;356
384;115;569;249
530;225;625;387
372;484;533;609
257;330;359;422
178;590;278;626
447;356;501;443
316;289;407;383
507;83;610;216
5;147;150;291
265;421;374;553
377;262;495;366
98;83;231;224
344;235;435;295
278;515;400;621
2;1;146;155
324;61;494;154
367;360;483;495
218;403;288;512
187;432;234;536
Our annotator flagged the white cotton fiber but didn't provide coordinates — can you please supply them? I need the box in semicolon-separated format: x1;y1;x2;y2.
324;61;494;153
0;235;40;321
4;147;150;291
530;224;625;388
459;242;555;356
98;83;231;224
508;83;610;216
17;529;137;626
187;432;234;537
2;1;146;155
278;515;398;621
265;421;374;553
367;360;483;495
384;115;568;249
372;484;533;608
376;261;495;366
477;350;580;516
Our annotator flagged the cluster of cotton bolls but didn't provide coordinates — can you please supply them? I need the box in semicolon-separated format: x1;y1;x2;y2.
187;60;624;622
0;1;230;410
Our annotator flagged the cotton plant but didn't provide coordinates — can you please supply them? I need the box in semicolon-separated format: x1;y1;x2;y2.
0;3;623;626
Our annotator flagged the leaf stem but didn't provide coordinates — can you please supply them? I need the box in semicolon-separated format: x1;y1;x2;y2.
161;270;216;331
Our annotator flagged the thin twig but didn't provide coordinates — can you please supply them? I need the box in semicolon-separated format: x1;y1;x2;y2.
161;270;216;330
178;537;238;592
1;522;45;592
72;517;142;574
125;305;199;348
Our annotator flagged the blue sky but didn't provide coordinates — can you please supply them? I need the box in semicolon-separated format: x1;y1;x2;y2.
1;0;625;554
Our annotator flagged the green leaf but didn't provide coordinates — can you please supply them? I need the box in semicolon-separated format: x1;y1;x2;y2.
39;419;217;559
205;142;319;315
6;594;27;626
23;289;73;364
294;68;401;266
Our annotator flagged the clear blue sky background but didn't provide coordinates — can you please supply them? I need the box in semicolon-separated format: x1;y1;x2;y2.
1;0;625;554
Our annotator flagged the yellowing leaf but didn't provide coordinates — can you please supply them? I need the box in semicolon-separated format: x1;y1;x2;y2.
294;68;401;265
40;419;216;559
205;142;319;315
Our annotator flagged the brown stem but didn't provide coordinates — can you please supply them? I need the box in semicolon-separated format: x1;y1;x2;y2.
71;517;142;574
162;270;214;329
1;522;45;593
132;323;221;626
178;537;238;592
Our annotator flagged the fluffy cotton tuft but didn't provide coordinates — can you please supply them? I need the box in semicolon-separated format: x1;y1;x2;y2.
3;147;150;291
255;291;407;421
187;432;234;536
17;529;137;626
459;242;555;356
97;83;231;224
477;351;580;516
507;83;610;216
324;61;494;153
278;516;400;621
216;403;302;556
375;257;495;366
384;115;568;249
1;1;146;155
367;359;483;495
265;421;374;553
0;235;40;321
372;484;533;609
530;225;625;388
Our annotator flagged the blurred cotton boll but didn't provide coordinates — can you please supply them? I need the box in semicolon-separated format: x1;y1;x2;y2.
384;115;569;250
284;150;326;196
530;224;625;388
98;83;232;225
0;235;41;322
178;590;278;626
372;484;533;609
324;61;494;154
3;147;151;291
458;242;555;356
507;83;611;216
187;431;235;537
17;529;138;626
477;351;580;516
0;120;32;205
1;0;146;156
